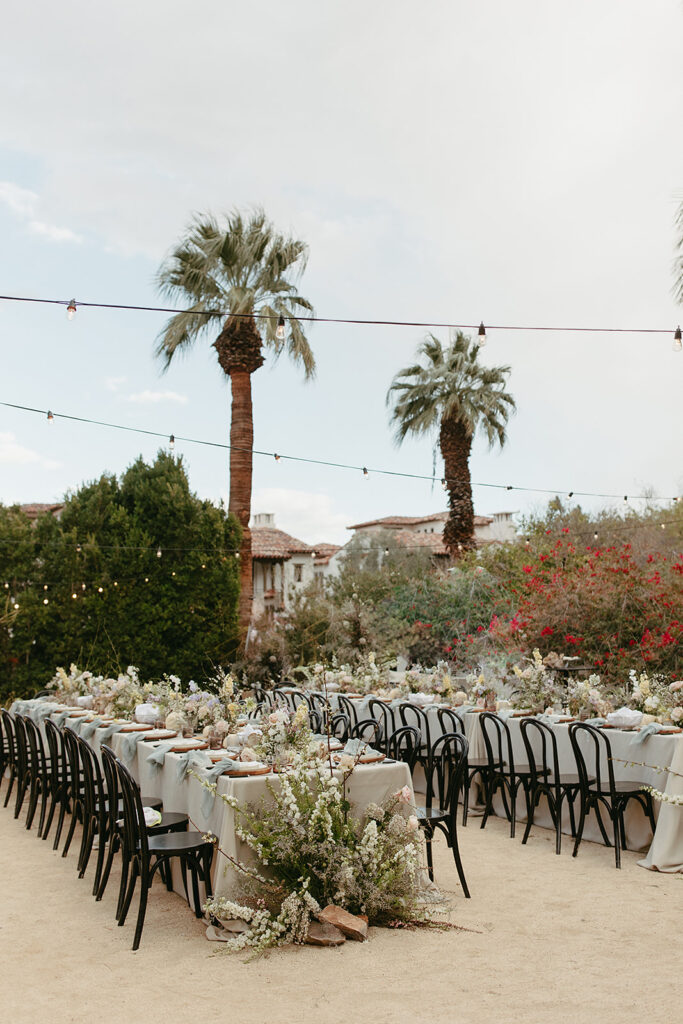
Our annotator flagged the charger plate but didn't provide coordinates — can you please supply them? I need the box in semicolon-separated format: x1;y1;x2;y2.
225;765;271;777
169;739;208;752
142;729;178;741
119;723;154;733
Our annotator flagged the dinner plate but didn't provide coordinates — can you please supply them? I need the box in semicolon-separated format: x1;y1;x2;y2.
168;739;208;752
142;729;178;741
119;723;154;733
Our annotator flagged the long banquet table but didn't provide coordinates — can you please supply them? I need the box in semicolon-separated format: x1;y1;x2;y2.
10;699;414;902
327;693;683;869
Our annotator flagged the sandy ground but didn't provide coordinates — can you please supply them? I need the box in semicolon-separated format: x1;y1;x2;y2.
0;801;680;1024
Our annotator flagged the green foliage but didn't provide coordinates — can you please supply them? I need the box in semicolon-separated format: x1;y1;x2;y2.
0;452;240;702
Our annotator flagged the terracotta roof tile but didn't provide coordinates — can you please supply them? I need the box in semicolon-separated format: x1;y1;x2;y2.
251;527;313;560
348;511;494;530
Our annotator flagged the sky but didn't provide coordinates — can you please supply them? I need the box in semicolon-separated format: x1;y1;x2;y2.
0;0;681;545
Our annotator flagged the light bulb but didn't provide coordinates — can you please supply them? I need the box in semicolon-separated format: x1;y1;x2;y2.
13;602;19;610
477;321;487;346
156;548;162;558
624;496;628;503
76;543;82;553
47;410;54;424
276;315;286;340
274;453;280;462
81;582;86;590
674;326;682;352
593;532;599;541
98;586;104;593
441;478;447;490
201;564;206;570
661;523;666;530
169;434;175;449
172;571;176;577
72;593;77;599
568;492;574;499
362;467;369;478
113;581;118;587
67;299;77;320
43;584;48;591
43;597;49;605
144;577;149;583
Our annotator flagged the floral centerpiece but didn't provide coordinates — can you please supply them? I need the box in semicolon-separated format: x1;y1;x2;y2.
255;703;314;765
511;649;564;713
47;663;100;703
201;756;441;954
628;670;678;721
567;674;612;719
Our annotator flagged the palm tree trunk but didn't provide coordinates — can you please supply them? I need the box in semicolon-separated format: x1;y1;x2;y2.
228;369;254;644
440;416;475;555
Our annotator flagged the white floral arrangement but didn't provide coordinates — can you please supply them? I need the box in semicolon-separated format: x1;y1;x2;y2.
628;670;682;721
255;703;313;764
567;674;612;718
200;756;435;954
47;663;100;701
511;649;564;713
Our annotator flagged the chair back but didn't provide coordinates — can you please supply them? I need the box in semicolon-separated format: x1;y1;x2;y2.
350;718;382;746
305;692;330;724
1;708;17;769
387;725;420;773
12;714;30;782
330;712;350;741
100;742;122;841
23;716;48;779
45;718;67;791
398;703;431;753
307;709;324;734
367;699;396;751
102;744;150;863
74;733;102;822
428;732;469;815
569;722;616;797
61;725;84;802
479;712;514;774
437;707;465;736
520;717;560;787
336;695;360;730
252;685;271;710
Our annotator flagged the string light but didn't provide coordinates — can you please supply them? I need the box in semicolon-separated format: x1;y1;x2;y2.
674;326;682;352
71;592;77;599
113;581;118;587
43;597;48;605
441;478;447;490
66;299;77;320
43;584;48;591
81;582;86;590
144;576;149;582
2;292;677;341
274;453;280;462
156;548;162;558
3;400;678;503
46;409;54;424
98;586;103;593
478;322;487;346
568;492;574;499
593;531;599;541
276;315;286;340
76;543;82;553
169;434;175;450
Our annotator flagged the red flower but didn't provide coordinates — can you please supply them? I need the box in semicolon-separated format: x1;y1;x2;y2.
540;626;554;637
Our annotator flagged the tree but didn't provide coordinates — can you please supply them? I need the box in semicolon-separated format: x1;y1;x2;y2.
0;452;241;701
155;209;315;642
387;332;515;554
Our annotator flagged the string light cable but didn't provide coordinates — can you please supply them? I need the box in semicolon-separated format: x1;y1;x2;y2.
0;293;680;347
0;400;680;504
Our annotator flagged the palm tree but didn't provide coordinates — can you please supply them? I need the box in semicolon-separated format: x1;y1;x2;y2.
387;331;515;555
156;209;315;641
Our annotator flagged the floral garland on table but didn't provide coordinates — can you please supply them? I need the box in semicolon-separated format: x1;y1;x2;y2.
200;756;440;955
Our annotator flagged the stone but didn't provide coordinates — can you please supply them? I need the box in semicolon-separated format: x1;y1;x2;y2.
318;904;369;942
305;921;346;946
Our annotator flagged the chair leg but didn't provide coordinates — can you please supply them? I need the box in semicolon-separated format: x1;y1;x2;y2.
116;853;131;920
41;790;58;842
612;810;622;869
202;847;213;901
189;857;202;918
3;768;16;807
14;775;29;819
92;817;108;896
572;797;587;858
450;830;470;899
522;788;539;845
37;783;49;837
78;818;95;879
425;830;434;882
118;859;139;927
25;778;41;830
553;794;562;856
53;794;67;850
96;833;119;902
62;802;80;857
593;803;612;847
566;790;577;838
132;865;149;951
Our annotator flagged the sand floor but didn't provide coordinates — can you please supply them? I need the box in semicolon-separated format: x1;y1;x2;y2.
0;802;680;1024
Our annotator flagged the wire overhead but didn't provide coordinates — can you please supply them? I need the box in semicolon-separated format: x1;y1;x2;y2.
0;400;679;504
0;293;679;338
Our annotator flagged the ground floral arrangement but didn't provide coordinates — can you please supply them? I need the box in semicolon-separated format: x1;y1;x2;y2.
198;752;447;955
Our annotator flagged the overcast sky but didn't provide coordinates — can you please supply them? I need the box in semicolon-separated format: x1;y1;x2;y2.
1;1;681;544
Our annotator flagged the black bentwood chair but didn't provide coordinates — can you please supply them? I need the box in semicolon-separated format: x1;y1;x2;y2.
367;698;396;754
330;713;351;742
386;726;420;773
102;745;214;951
519;717;593;855
42;718;70;847
335;695;361;732
436;707;491;826
350;718;383;746
21;715;54;834
415;732;470;897
568;722;656;869
1;708;19;808
398;704;434;776
479;712;550;838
